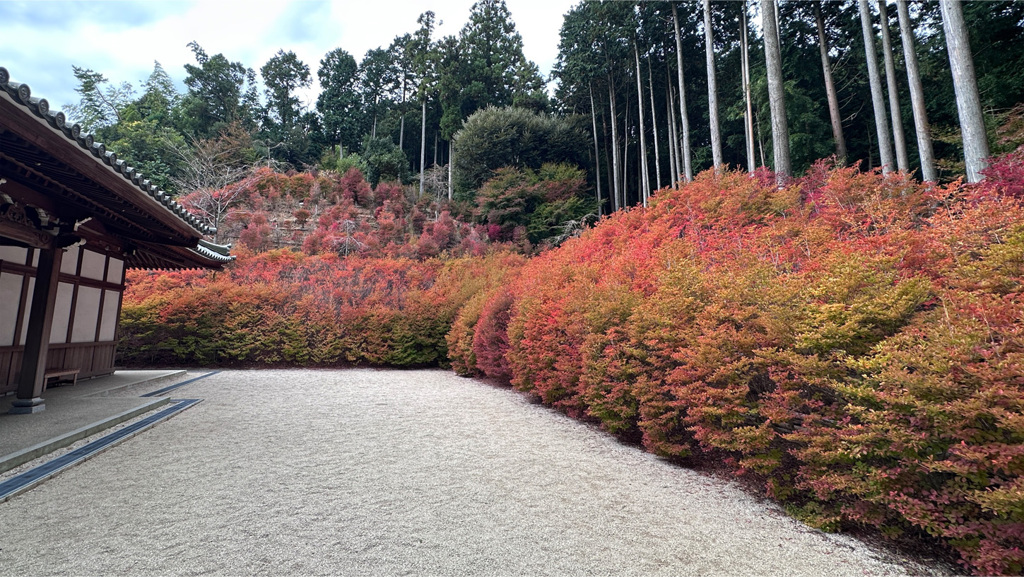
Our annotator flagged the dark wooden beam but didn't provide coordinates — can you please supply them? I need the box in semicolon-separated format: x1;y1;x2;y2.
9;245;63;413
1;94;201;243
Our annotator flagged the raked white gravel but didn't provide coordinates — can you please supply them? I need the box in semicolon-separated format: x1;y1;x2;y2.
0;369;957;576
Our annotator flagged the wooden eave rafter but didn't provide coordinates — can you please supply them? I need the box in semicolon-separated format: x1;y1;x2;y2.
0;67;231;271
0;95;197;246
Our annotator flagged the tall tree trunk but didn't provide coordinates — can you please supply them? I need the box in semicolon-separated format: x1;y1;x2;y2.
447;140;453;201
940;0;989;183
741;4;756;173
756;105;767;168
815;1;848;161
630;131;638;200
773;0;782;46
762;0;791;181
623;100;631;206
399;78;406;150
590;82;603;214
608;78;621;211
878;0;909;172
372;95;379;138
703;0;722;170
419;98;426;197
859;0;895;173
667;79;679;187
634;42;651;205
648;62;662;192
603;111;613;207
896;0;937;182
672;4;693;182
434;131;438;167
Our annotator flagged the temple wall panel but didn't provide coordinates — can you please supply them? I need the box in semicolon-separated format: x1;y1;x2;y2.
99;289;120;342
80;249;106;281
0;272;24;346
1;247;125;394
71;286;102;343
49;282;74;344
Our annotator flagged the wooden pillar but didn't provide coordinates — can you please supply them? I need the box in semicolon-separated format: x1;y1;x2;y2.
10;244;63;414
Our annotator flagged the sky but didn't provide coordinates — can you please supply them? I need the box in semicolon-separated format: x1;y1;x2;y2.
0;0;580;113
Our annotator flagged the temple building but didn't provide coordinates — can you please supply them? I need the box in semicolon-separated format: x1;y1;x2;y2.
0;66;231;414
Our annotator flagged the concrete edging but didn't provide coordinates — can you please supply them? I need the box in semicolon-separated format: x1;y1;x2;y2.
82;369;188;397
0;397;170;475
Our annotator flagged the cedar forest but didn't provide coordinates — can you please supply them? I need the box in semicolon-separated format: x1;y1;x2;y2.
63;1;1024;574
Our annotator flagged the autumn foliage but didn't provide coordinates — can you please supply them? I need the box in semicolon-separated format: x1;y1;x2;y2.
177;166;491;258
121;250;527;368
452;158;1024;575
122;153;1024;574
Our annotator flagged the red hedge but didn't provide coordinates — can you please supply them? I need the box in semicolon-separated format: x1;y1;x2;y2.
125;155;1024;574
458;161;1024;575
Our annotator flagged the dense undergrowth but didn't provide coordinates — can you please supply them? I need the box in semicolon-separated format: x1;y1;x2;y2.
121;150;1024;574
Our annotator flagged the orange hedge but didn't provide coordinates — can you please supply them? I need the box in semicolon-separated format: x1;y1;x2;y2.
460;159;1024;575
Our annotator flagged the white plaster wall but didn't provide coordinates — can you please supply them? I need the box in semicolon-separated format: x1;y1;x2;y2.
106;257;124;284
19;277;33;346
80;249;106;281
0;246;28;265
71;286;102;343
0;272;24;346
99;289;120;341
60;245;80;275
49;282;74;344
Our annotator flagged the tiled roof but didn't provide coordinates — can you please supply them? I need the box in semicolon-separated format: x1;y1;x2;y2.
0;66;212;237
195;239;234;263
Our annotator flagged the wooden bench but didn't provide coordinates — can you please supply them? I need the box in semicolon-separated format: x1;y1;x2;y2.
43;368;80;391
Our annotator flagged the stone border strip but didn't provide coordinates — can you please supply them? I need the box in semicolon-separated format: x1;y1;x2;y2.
141;371;219;398
82;370;188;398
0;399;202;503
0;397;170;475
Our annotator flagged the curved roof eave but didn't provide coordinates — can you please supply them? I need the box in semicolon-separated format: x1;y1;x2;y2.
0;66;212;240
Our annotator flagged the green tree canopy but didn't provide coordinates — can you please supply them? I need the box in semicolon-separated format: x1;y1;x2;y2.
261;49;311;129
362;135;411;187
317;48;363;153
439;0;546;139
62;65;134;134
453;106;589;197
178;41;259;138
359;47;400;138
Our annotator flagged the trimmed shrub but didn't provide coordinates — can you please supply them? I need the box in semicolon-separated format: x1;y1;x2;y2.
464;158;1024;575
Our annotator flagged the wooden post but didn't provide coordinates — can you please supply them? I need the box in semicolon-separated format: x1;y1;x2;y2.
10;245;63;414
